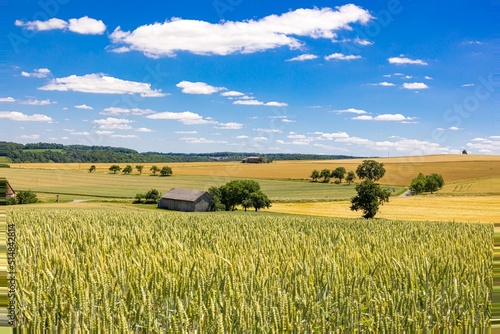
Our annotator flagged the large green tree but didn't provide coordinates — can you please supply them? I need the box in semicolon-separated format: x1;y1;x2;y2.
331;167;346;183
350;180;391;219
109;165;121;174
160;166;173;176
220;180;261;211
320;169;331;183
355;160;386;181
122;165;133;174
310;169;320;182
345;171;356;185
135;165;144;174
246;191;272;212
425;173;444;193
16;190;38;204
150;165;160;175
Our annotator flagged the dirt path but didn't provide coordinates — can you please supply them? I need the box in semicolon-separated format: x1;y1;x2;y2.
399;189;413;197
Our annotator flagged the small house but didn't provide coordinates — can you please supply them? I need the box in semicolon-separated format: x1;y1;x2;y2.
158;188;212;212
242;156;261;163
6;181;15;198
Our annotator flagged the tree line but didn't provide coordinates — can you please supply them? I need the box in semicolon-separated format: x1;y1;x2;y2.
88;164;173;176
5;142;358;163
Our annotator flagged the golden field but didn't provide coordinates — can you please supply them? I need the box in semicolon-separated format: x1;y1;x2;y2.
5;154;499;222
11;154;500;186
268;196;499;223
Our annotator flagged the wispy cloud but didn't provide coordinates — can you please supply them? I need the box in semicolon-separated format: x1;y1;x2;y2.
74;104;93;110
370;82;395;87
15;16;106;35
233;99;287;107
403;82;429;90
325;53;362;61
333;108;368;114
388;56;428;65
287;54;318;61
93;117;134;130
21;68;51;78
352;113;416;122
19;99;55;105
0;97;16;103
101;107;155;115
176;81;225;94
0;111;53;122
39;73;166;97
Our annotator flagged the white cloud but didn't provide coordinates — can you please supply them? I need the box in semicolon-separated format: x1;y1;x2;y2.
95;130;114;135
176;81;225;94
19;134;41;139
175;131;198;134
404;75;412;79
354;37;373;45
136;127;155;133
461;83;475;87
214;122;243;130
180;137;228;144
15;16;105;35
0;111;53;122
424;76;433;80
352;113;416;122
235;135;249;139
325;53;361;61
253;136;268;142
39;73;166;97
69;131;90;136
0;97;16;103
333;108;368;114
448;126;462;131
221;91;245;97
21;68;51;78
254;128;282;133
318;132;349;140
466;136;500;153
93;117;134;130
74;104;93;110
147;111;214;125
287;54;318;61
371;82;395;87
109;5;372;57
101;107;155;115
233;99;287;107
388;56;428;65
110;134;138;138
68;16;106;35
403;82;429;90
19;99;55;105
15;18;66;31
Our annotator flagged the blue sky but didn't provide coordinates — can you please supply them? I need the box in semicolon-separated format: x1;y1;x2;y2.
1;1;497;156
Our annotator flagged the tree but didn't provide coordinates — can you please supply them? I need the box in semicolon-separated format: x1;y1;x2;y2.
16;190;38;204
346;171;356;185
150;165;160;175
247;191;272;212
122;165;133;174
208;186;225;211
88;165;96;173
136;165;144;174
320;169;331;183
144;189;161;203
409;173;444;194
219;179;261;211
425;173;444;194
160;166;173;176
462;149;468;155
310;169;320;182
350;180;391;219
356;160;386;181
331;167;346;183
134;193;145;204
409;173;427;194
109;165;121;174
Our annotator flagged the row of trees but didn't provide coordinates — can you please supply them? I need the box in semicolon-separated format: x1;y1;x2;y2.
310;167;356;184
208;180;271;212
409;173;444;194
89;165;173;176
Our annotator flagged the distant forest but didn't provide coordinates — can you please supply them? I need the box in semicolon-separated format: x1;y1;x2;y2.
4;142;359;163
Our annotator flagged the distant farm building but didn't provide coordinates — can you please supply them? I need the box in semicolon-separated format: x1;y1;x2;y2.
242;156;271;163
6;181;15;198
158;188;212;212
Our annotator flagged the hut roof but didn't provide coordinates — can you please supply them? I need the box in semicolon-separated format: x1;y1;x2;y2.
161;188;208;202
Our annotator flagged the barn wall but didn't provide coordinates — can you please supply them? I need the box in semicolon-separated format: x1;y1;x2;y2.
193;194;211;212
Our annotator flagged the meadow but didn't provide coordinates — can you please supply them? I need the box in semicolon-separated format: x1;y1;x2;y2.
10;208;492;331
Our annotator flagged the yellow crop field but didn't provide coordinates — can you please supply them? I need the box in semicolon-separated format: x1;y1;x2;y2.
11;208;492;331
11;154;500;187
269;196;500;223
